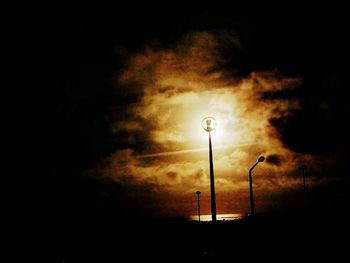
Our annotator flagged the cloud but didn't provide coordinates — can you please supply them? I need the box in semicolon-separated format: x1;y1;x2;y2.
266;154;284;166
93;30;337;216
166;171;178;180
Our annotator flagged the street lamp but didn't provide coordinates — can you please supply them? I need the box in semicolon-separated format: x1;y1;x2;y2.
195;191;201;222
248;156;265;216
201;117;217;222
298;164;308;193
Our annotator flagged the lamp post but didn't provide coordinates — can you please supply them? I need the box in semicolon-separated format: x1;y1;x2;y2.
195;191;201;222
201;117;217;222
298;164;308;193
248;156;265;216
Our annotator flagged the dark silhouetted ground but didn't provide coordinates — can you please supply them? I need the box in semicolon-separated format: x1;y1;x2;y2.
37;210;349;261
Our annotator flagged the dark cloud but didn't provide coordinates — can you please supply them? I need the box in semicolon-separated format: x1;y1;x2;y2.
266;154;284;166
270;101;349;157
166;171;178;180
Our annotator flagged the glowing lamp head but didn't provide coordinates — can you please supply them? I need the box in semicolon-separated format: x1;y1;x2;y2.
201;117;216;132
258;156;265;163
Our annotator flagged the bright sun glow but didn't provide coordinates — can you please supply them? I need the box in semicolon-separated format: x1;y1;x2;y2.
180;94;239;148
199;116;226;144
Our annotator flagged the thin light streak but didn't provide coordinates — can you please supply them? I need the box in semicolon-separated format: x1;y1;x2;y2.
137;142;255;158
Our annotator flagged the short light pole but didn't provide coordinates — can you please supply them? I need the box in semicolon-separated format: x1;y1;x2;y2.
201;117;217;222
249;156;265;216
298;164;308;193
196;191;201;222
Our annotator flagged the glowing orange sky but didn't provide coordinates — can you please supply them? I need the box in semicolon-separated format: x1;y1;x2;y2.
100;31;320;216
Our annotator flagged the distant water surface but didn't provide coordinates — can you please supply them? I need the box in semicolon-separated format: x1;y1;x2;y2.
188;213;246;222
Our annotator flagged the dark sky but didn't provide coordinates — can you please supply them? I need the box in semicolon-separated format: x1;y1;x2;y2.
41;7;350;228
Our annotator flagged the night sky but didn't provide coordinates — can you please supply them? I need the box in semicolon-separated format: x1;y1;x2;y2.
39;7;350;259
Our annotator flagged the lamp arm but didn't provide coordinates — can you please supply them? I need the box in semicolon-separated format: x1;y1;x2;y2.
249;161;259;174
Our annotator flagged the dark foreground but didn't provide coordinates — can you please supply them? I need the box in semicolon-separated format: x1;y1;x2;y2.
36;212;349;261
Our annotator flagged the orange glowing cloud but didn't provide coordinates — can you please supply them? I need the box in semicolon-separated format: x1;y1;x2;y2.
99;31;319;216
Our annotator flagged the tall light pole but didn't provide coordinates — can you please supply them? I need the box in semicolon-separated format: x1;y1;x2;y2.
249;156;265;216
201;117;217;222
195;191;201;222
